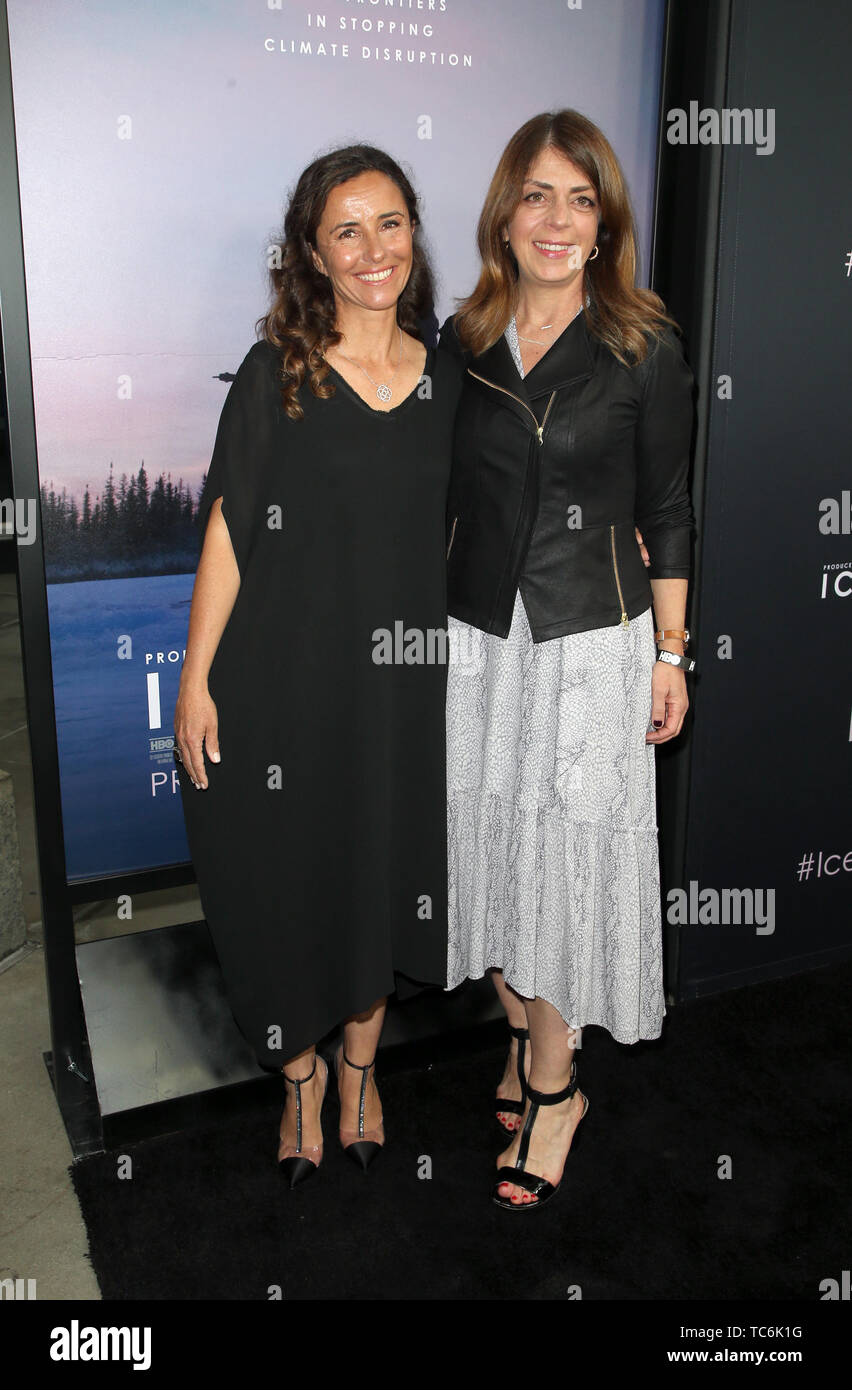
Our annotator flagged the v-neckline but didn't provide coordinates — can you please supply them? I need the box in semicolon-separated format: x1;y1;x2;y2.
507;312;584;383
324;344;433;418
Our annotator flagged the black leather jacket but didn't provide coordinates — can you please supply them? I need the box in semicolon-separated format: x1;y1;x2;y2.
438;311;695;641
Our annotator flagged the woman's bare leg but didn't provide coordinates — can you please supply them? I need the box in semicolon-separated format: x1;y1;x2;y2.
339;996;387;1135
496;995;586;1205
278;1043;326;1160
491;968;532;1132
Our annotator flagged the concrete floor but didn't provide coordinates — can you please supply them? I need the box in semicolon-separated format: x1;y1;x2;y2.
0;562;205;1299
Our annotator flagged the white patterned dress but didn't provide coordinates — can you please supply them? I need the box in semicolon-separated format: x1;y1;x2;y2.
445;318;665;1043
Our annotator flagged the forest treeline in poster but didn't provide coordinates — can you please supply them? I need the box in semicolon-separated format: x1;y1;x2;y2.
41;461;205;581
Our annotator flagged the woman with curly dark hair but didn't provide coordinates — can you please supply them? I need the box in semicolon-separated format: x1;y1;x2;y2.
173;145;463;1186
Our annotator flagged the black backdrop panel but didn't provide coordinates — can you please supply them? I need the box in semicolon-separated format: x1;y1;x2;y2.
678;0;852;996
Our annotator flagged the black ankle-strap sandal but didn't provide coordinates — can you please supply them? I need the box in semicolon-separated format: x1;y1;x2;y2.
279;1054;328;1189
335;1047;385;1172
495;1024;529;1134
492;1056;589;1211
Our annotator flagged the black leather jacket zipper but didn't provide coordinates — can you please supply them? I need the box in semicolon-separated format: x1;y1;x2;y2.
610;524;629;628
466;370;557;445
464;371;557;629
466;367;629;629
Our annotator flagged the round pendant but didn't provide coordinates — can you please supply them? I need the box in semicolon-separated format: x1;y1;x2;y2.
376;383;392;403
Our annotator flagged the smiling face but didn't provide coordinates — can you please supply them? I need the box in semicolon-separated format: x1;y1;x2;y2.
505;146;600;292
311;171;414;317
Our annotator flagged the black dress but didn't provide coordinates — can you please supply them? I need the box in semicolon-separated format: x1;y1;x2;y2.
176;338;463;1069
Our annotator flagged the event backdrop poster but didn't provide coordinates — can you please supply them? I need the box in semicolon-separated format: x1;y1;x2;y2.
7;0;665;880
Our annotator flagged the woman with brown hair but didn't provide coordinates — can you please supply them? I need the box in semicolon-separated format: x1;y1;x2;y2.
440;110;696;1210
173;145;462;1186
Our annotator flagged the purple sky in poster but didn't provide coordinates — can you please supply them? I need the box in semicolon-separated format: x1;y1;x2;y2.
8;0;664;510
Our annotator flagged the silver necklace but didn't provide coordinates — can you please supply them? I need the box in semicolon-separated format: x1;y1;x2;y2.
334;326;403;403
517;302;584;347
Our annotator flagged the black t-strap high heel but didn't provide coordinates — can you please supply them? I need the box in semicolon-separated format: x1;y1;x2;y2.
335;1046;385;1172
492;1056;589;1211
278;1054;327;1189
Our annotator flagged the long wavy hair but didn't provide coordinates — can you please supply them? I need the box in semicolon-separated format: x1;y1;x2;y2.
257;145;435;420
454;110;679;365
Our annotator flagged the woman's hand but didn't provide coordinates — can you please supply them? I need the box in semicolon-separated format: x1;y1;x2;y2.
174;681;220;788
645;662;688;743
635;527;650;568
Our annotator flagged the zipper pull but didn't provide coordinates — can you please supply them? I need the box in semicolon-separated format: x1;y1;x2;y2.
537;392;556;444
620;611;629;628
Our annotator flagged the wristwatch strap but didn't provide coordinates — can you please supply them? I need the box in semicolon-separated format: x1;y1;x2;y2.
655;627;690;647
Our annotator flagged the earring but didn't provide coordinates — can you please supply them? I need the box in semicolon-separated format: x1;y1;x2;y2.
587;245;599;261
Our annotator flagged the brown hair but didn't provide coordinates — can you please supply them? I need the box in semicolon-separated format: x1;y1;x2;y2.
257;144;435;420
454;109;678;365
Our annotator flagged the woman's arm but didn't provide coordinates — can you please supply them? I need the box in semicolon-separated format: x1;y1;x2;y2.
646;576;689;744
174;341;278;785
174;497;240;788
633;327;695;579
633;327;695;744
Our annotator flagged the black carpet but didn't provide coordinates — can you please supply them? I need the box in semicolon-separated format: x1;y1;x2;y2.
70;961;852;1300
